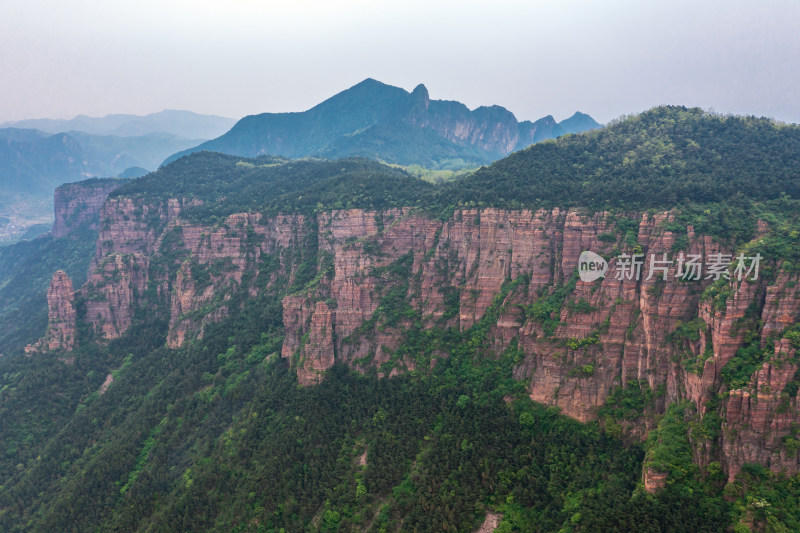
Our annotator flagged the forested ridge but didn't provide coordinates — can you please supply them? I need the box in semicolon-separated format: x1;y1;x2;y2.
119;106;800;216
114;106;800;249
1;106;800;531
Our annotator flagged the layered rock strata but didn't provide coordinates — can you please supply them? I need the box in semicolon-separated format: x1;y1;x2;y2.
40;202;800;482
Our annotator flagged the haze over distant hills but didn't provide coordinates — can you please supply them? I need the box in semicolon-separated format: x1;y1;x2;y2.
165;79;601;168
0;109;235;235
0;129;205;197
0;84;599;243
0;126;206;243
2;110;236;140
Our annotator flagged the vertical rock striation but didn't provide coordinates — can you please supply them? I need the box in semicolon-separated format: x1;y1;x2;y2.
52;179;125;238
68;200;800;482
25;270;77;354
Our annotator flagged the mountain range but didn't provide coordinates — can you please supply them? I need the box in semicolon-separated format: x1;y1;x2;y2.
1;84;598;243
165;79;601;168
0;128;204;198
0;111;234;241
1;107;800;531
2;109;236;140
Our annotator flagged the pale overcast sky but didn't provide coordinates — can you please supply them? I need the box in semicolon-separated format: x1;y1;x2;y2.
1;0;798;124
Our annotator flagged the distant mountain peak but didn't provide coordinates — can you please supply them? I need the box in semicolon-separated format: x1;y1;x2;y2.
558;111;602;132
343;77;397;95
355;77;384;86
163;80;601;167
411;83;430;100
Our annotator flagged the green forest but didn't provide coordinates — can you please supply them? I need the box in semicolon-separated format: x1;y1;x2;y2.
2;106;800;531
116;107;800;217
0;259;742;532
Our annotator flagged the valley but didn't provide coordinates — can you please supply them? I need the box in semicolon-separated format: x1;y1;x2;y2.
1;107;799;531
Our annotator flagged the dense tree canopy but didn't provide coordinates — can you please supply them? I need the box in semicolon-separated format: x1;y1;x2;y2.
2;106;800;531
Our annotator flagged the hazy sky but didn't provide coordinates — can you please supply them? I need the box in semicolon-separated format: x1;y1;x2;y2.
1;0;798;125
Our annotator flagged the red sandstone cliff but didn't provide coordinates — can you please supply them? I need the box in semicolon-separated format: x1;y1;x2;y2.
25;270;77;354
56;201;800;482
52;179;125;238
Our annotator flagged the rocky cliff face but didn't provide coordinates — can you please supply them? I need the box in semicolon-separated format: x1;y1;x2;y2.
52;179;125;238
719;268;800;481
173;79;600;165
46;199;800;482
82;196;172;339
25;270;77;353
276;207;800;481
723;346;799;481
404;85;592;156
164;212;304;347
83;196;306;344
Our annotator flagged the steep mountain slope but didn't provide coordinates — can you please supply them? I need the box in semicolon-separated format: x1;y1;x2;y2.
2;107;800;531
0;128;203;196
165;79;600;168
0;129;88;196
0;178;122;355
3;109;236;139
446;105;800;209
0;128;204;241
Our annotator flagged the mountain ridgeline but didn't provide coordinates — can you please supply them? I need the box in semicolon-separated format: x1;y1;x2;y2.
2;107;800;531
2;109;236;140
0;110;235;197
0;129;204;197
0;110;233;243
164;79;600;169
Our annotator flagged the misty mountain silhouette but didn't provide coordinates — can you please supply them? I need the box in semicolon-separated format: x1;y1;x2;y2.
165;79;600;168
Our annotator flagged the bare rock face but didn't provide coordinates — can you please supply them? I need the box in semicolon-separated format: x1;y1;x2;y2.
761;270;800;340
475;511;503;533
52;179;124;238
281;300;336;386
86;196;307;344
25;270;77;353
166;212;304;348
722;340;800;481
79;199;800;483
83;196;183;340
643;467;668;493
45;270;77;351
94;196;183;261
279;207;800;481
84;253;142;339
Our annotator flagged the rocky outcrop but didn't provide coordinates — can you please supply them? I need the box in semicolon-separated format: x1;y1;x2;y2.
722;339;800;481
84;253;143;339
643;467;668;494
405;85;597;156
761;270;800;341
475;512;503;533
283;209;702;421
25;270;77;353
52;179;124;238
165;212;304;347
281;299;336;385
278;207;800;481
82;196;182;340
85;196;307;343
98;373;114;395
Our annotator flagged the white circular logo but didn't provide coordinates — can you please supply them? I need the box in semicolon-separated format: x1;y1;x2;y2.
578;251;608;282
